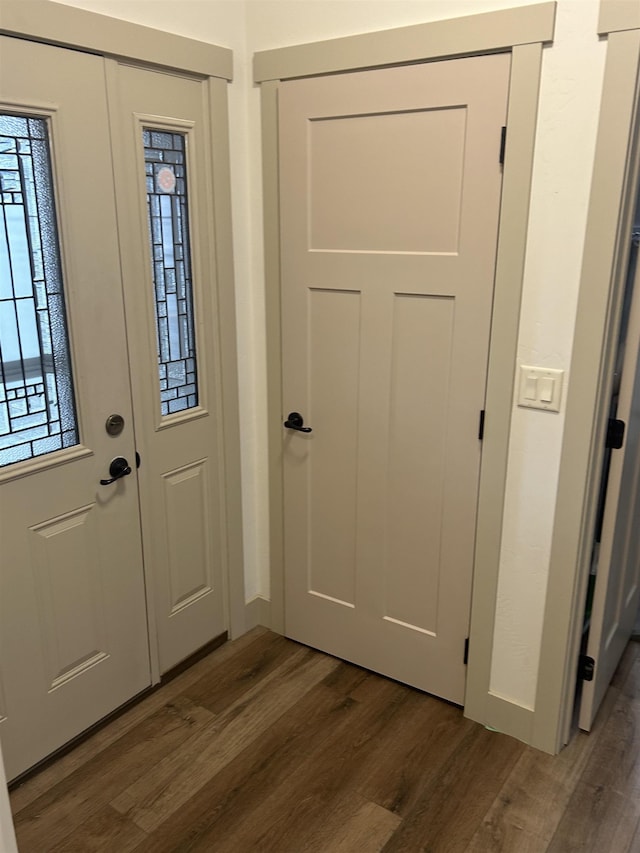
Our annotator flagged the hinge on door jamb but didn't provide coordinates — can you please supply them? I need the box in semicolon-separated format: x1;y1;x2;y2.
499;126;507;165
478;410;485;441
464;637;470;665
579;655;595;682
606;418;625;450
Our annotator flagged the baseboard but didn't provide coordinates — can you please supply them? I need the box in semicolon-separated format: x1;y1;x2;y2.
245;595;272;631
465;690;537;750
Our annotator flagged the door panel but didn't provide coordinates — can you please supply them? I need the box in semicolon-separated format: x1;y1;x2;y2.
109;64;226;673
0;37;150;780
163;460;214;614
307;287;360;606
386;293;454;633
579;245;640;730
308;106;466;253
280;55;510;704
29;505;109;690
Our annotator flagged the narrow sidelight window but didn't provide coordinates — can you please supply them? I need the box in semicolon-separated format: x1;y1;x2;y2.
143;129;198;416
0;114;78;467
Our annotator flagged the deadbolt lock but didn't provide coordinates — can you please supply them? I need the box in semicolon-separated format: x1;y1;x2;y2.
105;413;125;436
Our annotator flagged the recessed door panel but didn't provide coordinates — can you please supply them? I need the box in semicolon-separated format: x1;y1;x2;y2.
309;107;466;253
163;461;213;613
384;294;455;636
307;287;361;606
30;505;109;689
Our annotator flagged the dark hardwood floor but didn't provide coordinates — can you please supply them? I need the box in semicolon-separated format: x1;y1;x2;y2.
9;628;640;852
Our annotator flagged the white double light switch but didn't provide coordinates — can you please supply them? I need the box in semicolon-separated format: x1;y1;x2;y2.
517;365;564;412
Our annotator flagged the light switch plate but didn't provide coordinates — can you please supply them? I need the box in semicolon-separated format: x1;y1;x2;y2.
517;365;564;412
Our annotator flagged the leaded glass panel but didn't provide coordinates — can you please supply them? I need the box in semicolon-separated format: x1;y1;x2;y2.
143;129;198;416
0;114;78;467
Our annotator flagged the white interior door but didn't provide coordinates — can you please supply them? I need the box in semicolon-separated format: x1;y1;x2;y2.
279;55;510;704
579;238;640;730
109;62;227;674
0;38;150;780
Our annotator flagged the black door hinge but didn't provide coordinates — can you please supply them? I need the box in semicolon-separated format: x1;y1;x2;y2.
478;410;485;441
464;637;470;665
606;418;625;450
499;126;507;165
579;655;595;682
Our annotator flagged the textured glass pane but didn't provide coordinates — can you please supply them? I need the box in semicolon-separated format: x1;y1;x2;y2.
0;114;78;466
143;129;198;416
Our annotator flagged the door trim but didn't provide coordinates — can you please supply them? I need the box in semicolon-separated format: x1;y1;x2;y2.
535;2;640;753
256;4;555;745
0;3;245;644
0;0;232;80
253;2;555;82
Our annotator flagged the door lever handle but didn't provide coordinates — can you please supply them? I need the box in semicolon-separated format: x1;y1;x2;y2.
100;456;132;485
284;412;312;433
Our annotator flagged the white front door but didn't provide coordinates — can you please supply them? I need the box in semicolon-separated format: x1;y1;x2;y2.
0;34;230;781
0;38;150;780
279;54;510;704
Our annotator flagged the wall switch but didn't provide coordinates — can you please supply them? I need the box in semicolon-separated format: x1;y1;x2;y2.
517;365;564;412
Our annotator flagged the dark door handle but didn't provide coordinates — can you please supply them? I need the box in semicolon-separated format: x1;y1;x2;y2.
284;412;312;433
100;456;132;485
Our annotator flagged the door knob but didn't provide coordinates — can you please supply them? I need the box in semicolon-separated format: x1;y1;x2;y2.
284;412;312;433
100;456;132;485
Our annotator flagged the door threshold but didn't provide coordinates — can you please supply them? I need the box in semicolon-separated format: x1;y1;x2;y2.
159;631;229;686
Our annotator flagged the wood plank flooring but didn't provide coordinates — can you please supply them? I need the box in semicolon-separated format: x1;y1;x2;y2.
9;629;640;852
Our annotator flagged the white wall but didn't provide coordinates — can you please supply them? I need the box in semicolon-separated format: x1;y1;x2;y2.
49;0;605;711
489;0;605;707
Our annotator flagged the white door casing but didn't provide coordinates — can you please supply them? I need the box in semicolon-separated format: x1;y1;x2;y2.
0;37;150;781
280;54;510;704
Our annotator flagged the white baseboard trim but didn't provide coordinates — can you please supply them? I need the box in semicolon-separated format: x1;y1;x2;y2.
465;690;538;750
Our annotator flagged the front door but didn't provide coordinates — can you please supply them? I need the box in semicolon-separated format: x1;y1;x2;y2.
0;38;150;780
279;54;510;704
109;62;227;675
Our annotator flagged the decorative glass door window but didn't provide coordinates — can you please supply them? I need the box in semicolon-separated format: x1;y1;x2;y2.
143;130;198;416
0;114;78;467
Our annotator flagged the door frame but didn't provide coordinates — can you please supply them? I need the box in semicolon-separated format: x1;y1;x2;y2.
0;1;246;657
0;742;16;853
535;0;640;753
255;2;556;744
